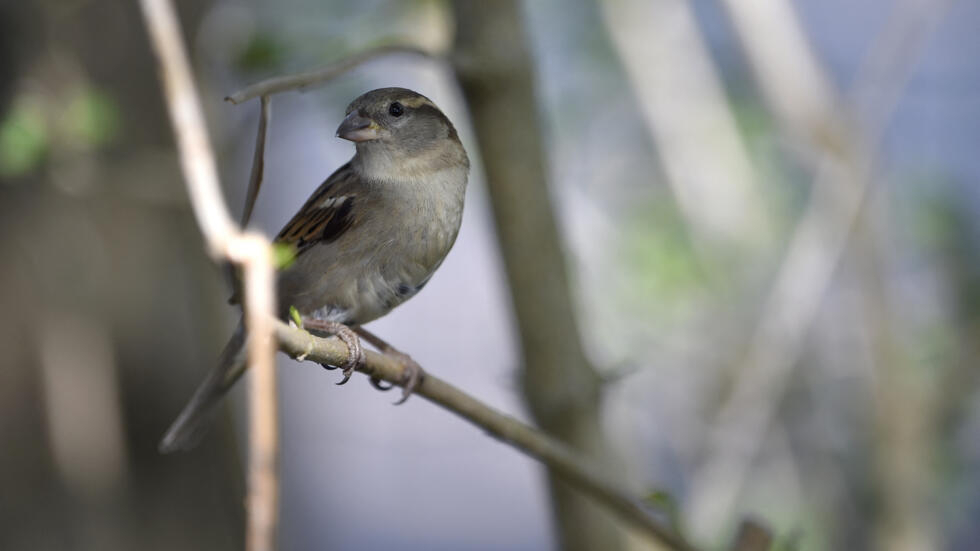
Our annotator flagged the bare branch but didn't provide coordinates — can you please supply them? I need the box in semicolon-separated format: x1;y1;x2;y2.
225;45;434;105
137;1;279;550
273;321;698;551
241;95;271;227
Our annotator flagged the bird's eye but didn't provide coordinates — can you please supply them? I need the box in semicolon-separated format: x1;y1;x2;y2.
388;102;404;117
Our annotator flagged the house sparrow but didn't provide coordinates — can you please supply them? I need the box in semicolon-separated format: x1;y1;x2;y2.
159;87;469;452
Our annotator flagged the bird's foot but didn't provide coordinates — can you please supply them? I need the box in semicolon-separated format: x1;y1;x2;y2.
301;319;365;385
356;327;425;404
377;350;424;405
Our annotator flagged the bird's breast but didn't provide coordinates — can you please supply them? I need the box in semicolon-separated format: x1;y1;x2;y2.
282;165;467;326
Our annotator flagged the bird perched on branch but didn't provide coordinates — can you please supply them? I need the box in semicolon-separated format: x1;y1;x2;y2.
160;87;469;452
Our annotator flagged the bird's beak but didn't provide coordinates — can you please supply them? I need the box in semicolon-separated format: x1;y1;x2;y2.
336;111;380;142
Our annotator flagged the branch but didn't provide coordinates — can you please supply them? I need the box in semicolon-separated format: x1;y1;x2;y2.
137;1;279;550
241;95;271;227
273;321;698;551
224;45;434;104
452;2;633;548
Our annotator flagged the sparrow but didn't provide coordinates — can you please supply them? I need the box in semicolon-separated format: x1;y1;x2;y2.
159;87;469;452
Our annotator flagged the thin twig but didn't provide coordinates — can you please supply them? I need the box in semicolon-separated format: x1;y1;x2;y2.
225;45;434;104
137;1;280;550
241;95;271;227
273;321;698;551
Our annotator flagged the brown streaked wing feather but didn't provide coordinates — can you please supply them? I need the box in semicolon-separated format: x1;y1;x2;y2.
275;162;361;255
227;163;360;306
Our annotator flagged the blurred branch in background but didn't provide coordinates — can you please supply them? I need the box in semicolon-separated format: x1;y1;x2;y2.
683;0;956;544
137;1;278;550
451;1;636;549
599;0;773;253
716;0;841;153
848;1;961;549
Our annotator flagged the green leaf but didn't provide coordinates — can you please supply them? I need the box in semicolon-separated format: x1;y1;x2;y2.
289;306;303;329
272;242;297;270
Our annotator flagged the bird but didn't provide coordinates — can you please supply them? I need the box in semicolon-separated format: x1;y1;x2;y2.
159;87;469;452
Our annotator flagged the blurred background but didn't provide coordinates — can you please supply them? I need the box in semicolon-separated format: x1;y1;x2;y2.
0;0;977;550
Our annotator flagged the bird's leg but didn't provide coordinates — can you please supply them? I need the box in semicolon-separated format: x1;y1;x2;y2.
301;318;365;385
354;327;425;404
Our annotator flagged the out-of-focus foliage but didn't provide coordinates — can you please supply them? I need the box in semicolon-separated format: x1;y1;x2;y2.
619;197;708;318
0;98;47;177
0;85;120;178
63;87;121;149
235;32;286;73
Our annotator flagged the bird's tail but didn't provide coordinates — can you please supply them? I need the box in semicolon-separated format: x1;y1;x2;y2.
159;322;248;453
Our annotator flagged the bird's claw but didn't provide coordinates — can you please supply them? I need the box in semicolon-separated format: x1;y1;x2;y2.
390;351;424;405
365;351;423;403
333;327;365;385
301;318;365;385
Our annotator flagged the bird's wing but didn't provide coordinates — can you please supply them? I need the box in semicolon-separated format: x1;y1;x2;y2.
227;162;365;306
275;162;363;256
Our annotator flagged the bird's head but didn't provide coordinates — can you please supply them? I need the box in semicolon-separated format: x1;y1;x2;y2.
337;88;466;178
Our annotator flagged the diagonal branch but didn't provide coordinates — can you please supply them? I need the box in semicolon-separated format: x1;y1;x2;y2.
273;321;698;551
225;45;434;105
